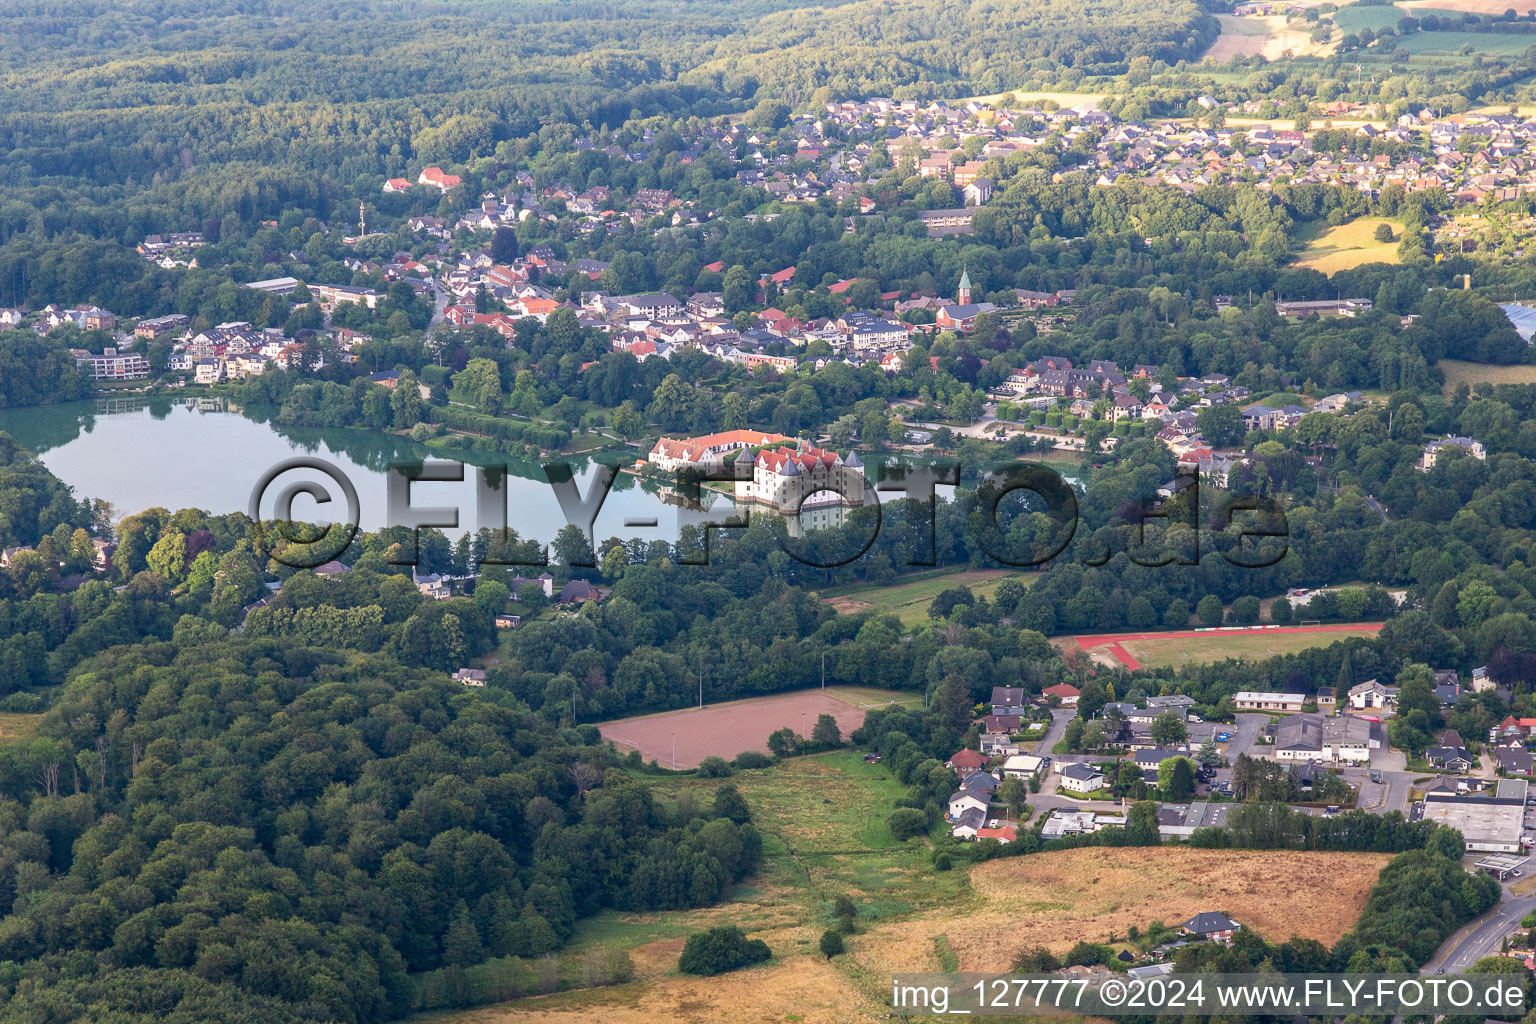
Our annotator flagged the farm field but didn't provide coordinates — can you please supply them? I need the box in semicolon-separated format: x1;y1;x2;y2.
1204;14;1335;60
598;691;869;768
1394;29;1536;54
1334;3;1409;30
0;713;42;746
426;755;1390;1024
1295;217;1402;273
855;847;1393;975
1439;356;1536;397
821;567;1033;625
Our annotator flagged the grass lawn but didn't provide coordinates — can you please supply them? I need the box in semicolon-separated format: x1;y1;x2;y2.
820;568;1034;625
0;713;42;746
1116;625;1381;669
1438;356;1536;398
820;685;924;710
1295;217;1402;273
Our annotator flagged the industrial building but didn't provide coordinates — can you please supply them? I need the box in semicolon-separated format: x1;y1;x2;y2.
1419;779;1529;853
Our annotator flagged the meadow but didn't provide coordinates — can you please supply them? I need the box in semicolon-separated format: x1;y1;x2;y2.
1294;217;1403;273
1438;356;1536;397
820;567;1035;625
0;712;41;745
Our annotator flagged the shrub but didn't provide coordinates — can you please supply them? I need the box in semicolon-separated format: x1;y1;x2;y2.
698;756;733;778
678;926;772;976
732;750;773;770
888;807;930;841
819;930;846;958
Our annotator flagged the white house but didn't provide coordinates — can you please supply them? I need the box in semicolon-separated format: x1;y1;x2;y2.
1347;678;1396;710
1057;763;1107;794
1232;691;1304;712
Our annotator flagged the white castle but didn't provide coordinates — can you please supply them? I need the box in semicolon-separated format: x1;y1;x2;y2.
734;441;865;515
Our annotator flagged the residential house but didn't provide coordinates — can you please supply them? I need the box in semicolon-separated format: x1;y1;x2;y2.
1043;683;1080;705
990;686;1030;715
1180;912;1241;942
1422;435;1487;471
1347;678;1396;710
1057;763;1107;794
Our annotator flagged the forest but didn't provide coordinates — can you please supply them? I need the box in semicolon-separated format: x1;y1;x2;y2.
0;635;762;1023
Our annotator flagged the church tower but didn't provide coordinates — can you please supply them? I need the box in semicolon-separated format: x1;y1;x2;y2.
957;266;971;307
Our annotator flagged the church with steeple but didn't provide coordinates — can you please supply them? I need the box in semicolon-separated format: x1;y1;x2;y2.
936;264;996;332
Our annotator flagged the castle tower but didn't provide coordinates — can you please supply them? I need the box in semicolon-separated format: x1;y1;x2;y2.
843;449;865;504
957;266;971;307
734;446;756;505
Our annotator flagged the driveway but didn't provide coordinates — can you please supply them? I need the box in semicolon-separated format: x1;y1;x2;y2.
1222;714;1269;760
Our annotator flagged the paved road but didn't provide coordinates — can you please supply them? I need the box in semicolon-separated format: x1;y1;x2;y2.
1423;882;1536;973
1034;708;1071;755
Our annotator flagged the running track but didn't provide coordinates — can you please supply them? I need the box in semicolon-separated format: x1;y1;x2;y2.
1073;622;1385;670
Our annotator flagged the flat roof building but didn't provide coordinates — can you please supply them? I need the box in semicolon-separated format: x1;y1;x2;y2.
1420;778;1529;853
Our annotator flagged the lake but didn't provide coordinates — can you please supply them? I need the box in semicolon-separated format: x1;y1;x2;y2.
0;398;1075;548
0;398;694;546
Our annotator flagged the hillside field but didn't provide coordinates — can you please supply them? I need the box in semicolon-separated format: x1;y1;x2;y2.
0;712;41;746
427;750;1393;1024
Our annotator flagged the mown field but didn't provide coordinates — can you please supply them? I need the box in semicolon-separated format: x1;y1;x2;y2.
423;753;1392;1024
1114;625;1382;669
0;712;42;745
1439;356;1536;397
820;568;1034;625
1294;218;1402;273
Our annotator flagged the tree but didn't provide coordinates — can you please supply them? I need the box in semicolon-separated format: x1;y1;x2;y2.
1196;738;1220;767
819;930;846;958
1196;403;1243;447
767;727;800;758
391;369;423;426
997;776;1029;818
490;225;519;262
1230;594;1260;624
1158;757;1196;800
1150;711;1188;746
811;713;842;747
453;357;503;414
1196;594;1225;627
712;784;751;823
1373;222;1395;243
